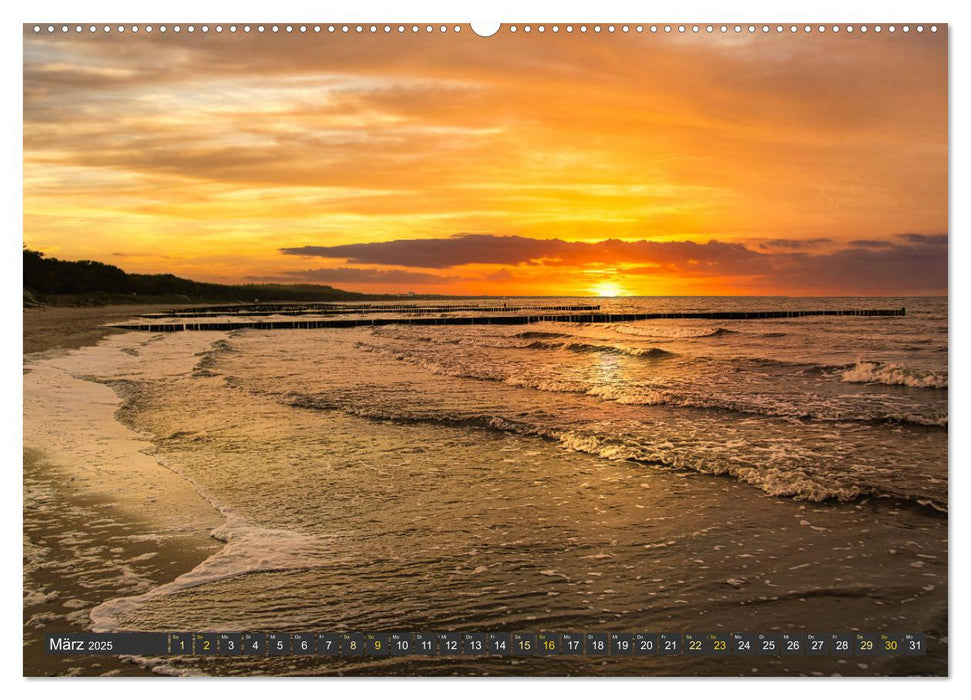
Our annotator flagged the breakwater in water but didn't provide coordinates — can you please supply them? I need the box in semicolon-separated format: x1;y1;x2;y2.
113;308;906;332
137;303;602;318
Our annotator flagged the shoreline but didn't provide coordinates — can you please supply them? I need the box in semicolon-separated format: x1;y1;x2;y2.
23;304;225;676
24;304;200;355
23;450;222;677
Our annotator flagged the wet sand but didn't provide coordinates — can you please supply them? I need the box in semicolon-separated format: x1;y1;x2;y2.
24;304;195;355
23;304;224;676
23;451;222;676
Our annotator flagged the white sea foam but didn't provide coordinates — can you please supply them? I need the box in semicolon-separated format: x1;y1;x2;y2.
840;361;947;389
26;334;331;633
358;341;946;427
89;515;327;631
89;447;332;631
553;429;873;504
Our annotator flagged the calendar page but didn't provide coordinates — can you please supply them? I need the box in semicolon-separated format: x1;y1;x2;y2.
21;20;947;679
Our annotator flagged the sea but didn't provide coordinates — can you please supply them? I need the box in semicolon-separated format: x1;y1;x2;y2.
23;297;948;676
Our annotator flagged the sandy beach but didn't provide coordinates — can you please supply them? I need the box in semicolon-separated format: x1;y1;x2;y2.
24;304;204;355
23;305;224;676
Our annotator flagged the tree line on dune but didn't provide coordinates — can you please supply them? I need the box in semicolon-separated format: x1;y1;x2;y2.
22;248;377;303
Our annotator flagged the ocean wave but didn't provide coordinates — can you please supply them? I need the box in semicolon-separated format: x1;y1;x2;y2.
582;384;946;428
840;361;947;389
355;343;946;428
284;392;945;512
553;430;871;504
513;331;570;339
367;330;676;358
89;450;331;632
609;324;737;339
365;332;869;379
191;339;235;376
526;340;677;359
90;519;327;632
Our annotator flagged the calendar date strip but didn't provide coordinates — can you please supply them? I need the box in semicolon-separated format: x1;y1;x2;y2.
46;631;926;657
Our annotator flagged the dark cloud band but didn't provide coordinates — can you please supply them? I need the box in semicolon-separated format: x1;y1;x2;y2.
280;233;947;294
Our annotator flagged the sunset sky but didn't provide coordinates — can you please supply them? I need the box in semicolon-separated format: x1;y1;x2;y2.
23;26;947;296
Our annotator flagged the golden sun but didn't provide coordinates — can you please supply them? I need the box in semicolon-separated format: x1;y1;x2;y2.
592;281;625;297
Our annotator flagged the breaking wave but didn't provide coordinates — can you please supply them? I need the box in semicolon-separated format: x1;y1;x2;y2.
526;340;677;359
513;331;570;339
608;324;738;339
841;361;948;389
89;450;331;632
355;343;946;428
283;392;946;512
191;339;236;377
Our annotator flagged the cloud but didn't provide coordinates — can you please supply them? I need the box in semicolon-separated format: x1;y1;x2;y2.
484;268;516;282
282;235;552;268
264;267;461;285
758;238;833;250
281;234;767;273
770;236;946;294
22;28;947;295
848;239;893;248
897;233;948;245
24;30;947;237
281;232;947;294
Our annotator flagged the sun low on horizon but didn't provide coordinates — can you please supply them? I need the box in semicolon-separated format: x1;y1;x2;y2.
23;26;947;297
589;278;627;298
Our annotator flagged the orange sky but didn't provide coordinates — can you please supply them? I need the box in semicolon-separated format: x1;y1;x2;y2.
23;26;948;296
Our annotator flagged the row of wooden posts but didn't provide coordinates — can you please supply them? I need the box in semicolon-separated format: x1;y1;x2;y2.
114;308;907;332
139;303;602;319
